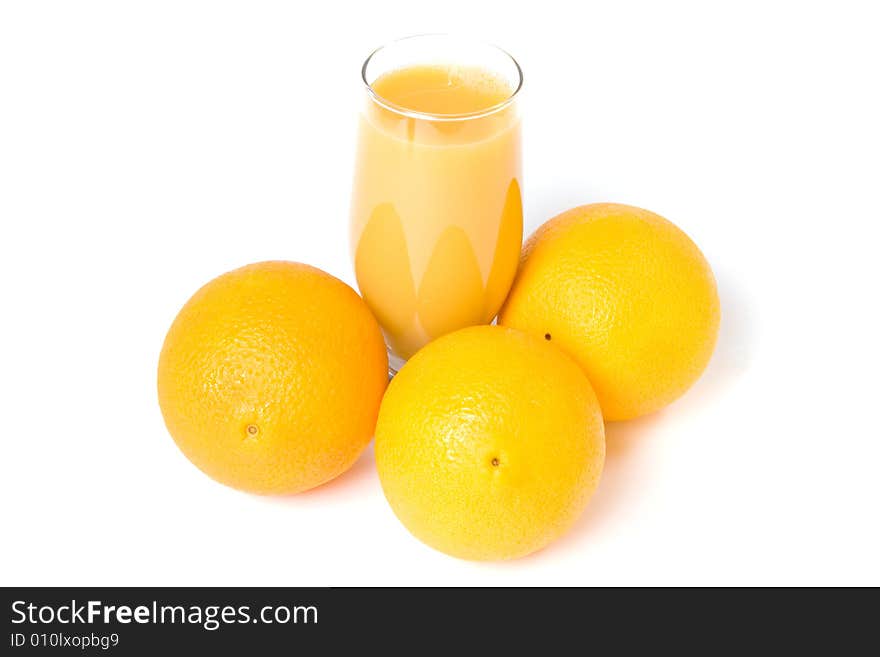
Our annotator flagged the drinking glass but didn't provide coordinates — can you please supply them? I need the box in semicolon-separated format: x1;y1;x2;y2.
350;34;523;371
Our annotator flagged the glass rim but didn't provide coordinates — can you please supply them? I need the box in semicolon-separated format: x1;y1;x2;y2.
360;34;523;122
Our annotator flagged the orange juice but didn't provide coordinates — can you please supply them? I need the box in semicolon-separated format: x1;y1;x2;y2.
351;63;522;361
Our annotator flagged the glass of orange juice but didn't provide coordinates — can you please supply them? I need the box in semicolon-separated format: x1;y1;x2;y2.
350;35;523;370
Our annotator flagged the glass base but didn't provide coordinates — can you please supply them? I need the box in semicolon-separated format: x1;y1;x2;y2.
387;347;405;377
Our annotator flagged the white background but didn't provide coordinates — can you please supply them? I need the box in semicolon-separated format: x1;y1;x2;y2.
1;1;878;586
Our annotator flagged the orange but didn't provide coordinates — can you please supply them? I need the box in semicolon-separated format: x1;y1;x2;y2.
157;261;388;495
375;325;605;561
499;203;720;421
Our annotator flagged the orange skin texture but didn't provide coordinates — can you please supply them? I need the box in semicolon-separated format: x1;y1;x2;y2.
157;261;388;494
499;203;721;421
